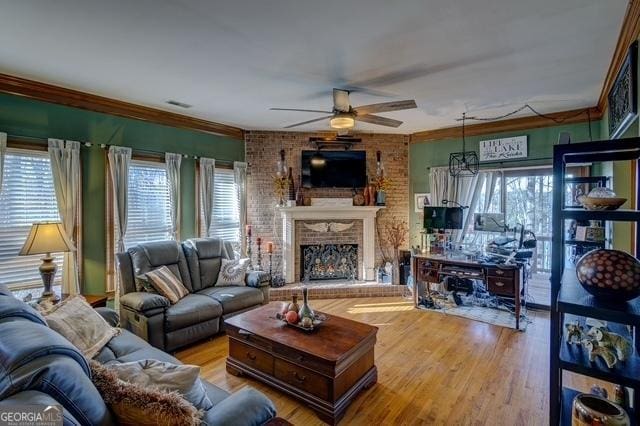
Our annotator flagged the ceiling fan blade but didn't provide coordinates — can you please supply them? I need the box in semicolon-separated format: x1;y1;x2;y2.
353;100;417;115
333;88;351;112
270;108;333;113
284;115;334;129
355;114;403;128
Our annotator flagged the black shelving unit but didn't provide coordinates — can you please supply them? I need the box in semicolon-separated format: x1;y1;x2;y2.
550;138;640;424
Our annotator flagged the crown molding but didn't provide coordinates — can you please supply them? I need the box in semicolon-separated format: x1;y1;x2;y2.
411;107;602;142
597;0;640;112
0;73;244;140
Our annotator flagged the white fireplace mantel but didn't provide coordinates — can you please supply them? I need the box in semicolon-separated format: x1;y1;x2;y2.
279;206;384;283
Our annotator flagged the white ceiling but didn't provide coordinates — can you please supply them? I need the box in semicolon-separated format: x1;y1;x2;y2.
0;0;628;134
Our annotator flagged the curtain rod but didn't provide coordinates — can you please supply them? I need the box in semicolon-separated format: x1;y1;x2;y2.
5;134;237;166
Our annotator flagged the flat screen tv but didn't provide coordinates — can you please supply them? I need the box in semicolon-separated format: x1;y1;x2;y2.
301;150;367;188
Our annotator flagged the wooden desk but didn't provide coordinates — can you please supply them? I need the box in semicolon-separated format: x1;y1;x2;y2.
412;253;524;329
225;303;378;425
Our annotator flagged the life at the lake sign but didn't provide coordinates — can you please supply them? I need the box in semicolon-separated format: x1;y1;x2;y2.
478;136;528;162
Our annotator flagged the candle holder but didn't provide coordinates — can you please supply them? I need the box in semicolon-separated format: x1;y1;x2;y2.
246;234;253;271
268;252;273;285
256;239;263;270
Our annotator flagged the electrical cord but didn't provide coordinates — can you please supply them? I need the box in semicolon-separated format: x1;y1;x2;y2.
457;103;594;142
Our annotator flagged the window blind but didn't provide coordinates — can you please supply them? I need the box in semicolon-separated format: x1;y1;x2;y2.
204;168;240;242
124;160;172;248
0;149;62;289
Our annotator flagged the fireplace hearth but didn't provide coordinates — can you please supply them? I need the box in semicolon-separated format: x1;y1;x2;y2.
301;244;358;282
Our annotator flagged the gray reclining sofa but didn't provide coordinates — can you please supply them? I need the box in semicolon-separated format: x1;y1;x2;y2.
117;238;270;352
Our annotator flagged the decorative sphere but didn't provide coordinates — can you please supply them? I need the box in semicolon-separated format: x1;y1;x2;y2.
576;249;640;301
301;316;313;328
285;311;299;324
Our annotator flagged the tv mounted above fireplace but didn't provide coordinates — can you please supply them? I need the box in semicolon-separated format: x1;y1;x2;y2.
301;150;367;188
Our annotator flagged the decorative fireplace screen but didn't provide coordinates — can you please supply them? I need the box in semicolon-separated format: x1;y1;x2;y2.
301;244;358;281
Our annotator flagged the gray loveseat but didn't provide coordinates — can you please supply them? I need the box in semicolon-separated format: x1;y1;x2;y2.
0;284;278;425
118;238;270;352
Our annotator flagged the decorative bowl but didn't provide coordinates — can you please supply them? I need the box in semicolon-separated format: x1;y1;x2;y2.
276;312;327;332
578;196;627;210
572;393;630;426
576;249;640;302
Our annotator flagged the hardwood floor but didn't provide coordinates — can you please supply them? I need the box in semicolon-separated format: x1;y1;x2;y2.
177;297;551;425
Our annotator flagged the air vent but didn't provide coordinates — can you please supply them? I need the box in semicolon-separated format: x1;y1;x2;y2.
166;100;192;109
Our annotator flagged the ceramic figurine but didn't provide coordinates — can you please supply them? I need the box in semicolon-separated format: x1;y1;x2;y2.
287;295;299;313
587;327;633;362
565;321;584;344
583;340;618;369
590;385;608;399
614;385;629;408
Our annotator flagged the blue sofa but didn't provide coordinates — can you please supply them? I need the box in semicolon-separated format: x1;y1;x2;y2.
0;284;278;425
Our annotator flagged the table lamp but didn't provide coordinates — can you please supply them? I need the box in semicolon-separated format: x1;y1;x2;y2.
18;222;75;302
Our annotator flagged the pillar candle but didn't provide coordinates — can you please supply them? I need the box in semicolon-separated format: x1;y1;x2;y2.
256;237;262;245
266;242;274;253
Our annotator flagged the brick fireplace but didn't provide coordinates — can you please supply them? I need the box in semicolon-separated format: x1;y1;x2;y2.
280;205;383;283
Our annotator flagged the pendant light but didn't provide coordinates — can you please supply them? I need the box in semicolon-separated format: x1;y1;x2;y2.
449;113;479;177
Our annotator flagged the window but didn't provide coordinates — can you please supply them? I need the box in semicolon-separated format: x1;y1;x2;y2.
0;149;62;289
202;168;240;242
123;160;172;248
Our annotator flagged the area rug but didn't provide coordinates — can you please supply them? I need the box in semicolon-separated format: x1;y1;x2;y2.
417;298;530;331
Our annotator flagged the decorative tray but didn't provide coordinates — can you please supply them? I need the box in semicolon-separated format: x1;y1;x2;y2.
275;312;328;332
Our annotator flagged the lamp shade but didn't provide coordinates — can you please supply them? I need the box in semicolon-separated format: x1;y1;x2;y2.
18;222;75;256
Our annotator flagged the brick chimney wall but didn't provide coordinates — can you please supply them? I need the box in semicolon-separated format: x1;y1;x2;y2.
245;131;409;279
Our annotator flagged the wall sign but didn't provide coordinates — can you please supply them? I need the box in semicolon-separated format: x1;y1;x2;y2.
479;136;528;162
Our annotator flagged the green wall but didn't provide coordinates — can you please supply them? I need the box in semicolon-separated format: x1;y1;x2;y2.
0;93;244;294
599;107;637;252
409;121;600;246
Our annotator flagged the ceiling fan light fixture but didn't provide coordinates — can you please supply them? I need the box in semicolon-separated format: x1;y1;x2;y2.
330;113;355;129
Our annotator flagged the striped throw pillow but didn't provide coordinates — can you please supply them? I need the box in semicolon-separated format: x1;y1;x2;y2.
146;266;189;304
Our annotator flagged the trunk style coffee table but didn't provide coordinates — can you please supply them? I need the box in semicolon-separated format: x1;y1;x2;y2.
225;303;378;425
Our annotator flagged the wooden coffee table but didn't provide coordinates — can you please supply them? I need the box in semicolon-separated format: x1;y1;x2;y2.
225;303;378;425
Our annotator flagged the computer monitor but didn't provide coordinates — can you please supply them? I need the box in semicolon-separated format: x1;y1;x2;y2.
424;207;446;230
444;207;463;230
474;213;507;232
424;207;464;230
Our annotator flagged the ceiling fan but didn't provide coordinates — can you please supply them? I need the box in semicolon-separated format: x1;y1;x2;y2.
270;88;417;129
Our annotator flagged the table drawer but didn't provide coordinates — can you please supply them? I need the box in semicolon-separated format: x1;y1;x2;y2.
487;276;515;296
274;358;330;400
486;267;515;279
226;326;273;352
273;344;333;376
229;339;274;375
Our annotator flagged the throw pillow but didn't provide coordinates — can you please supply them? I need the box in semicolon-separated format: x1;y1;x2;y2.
90;360;202;426
215;258;249;287
106;360;212;411
146;266;189;304
41;295;120;359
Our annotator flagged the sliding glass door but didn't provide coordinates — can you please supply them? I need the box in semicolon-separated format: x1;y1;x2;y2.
503;170;553;307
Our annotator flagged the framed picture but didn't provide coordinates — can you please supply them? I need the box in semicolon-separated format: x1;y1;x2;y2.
563;176;608;209
414;193;431;213
608;41;638;139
